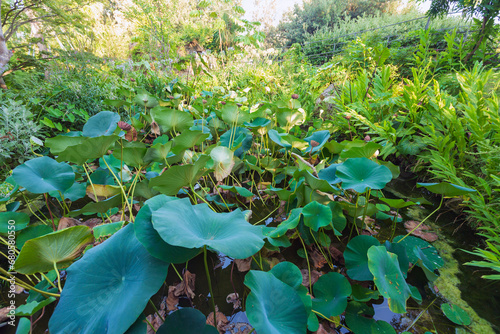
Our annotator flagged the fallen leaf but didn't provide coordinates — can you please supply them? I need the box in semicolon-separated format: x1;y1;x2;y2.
0;307;10;322
125;127;138;142
234;257;252;272
146;297;167;334
301;269;321;288
57;217;81;230
150;121;160;136
166;285;179;311
173;270;196;299
226;292;241;309
328;245;345;266
404;220;438;242
310;248;327;269
82;218;102;229
206;306;229;334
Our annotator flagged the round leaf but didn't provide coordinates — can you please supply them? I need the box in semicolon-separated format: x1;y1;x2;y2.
441;303;471;326
417;182;476;196
336;158;392;193
344;235;380;281
312;272;351;317
82;110;120;137
49;224;169;333
245;270;308;334
157;308;218;334
12;157;75;194
134;195;200;263
152;198;264;259
302;201;332;231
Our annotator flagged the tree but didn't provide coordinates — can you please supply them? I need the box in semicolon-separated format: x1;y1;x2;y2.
276;0;396;46
425;0;500;62
0;0;91;88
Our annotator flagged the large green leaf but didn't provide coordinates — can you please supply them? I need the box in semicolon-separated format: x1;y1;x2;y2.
276;108;305;131
318;164;341;184
171;130;209;154
157;308;218;334
16;224;53;249
368;246;411;314
152;198;264;259
416;182;476;196
113;141;148;167
441;303;471;326
345;302;395;334
14;226;94;274
302;201;332;231
340;142;382;159
149;155;210;195
245;270;308;334
393;235;443;271
312;272;351;317
134;195;200;263
49;224;169;334
221;102;250;125
15;297;56;316
336;158;392;193
49;135;120;165
344;235;380;281
151;107;193;133
82;110;120;137
0;211;29;234
12;157;75;194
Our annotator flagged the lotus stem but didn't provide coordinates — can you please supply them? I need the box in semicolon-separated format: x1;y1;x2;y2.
0;273;60;298
144;316;157;333
102;157;135;221
44;194;56;231
203;245;217;327
171;264;183;281
54;263;63;293
297;234;313;295
40;272;58;290
148;299;165;322
397;196;444;243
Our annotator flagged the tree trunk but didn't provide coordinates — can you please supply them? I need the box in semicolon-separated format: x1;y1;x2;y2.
463;16;488;64
0;35;12;89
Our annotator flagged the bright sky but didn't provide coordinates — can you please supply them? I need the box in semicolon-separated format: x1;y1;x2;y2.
241;0;432;26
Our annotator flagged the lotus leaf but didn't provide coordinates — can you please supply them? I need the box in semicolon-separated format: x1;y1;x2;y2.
318;164;341;184
336;158;392;193
14;226;94;274
152;107;193;133
16;225;53;249
417;182;476;196
135;195;200;263
12;157;75;194
302;201;332;231
210;146;235;182
82;110;120;137
152;198;264;259
345;302;395;334
219;185;254;197
344;235;381;281
245;270;308;334
156;308;218;334
441;303;471;325
312;272;351;317
49;224;169;333
304;130;330;154
367;246;411;313
0;211;29;234
15;297;56;316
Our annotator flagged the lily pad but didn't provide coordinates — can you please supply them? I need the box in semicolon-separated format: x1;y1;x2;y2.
441;303;471;326
156;308;218;334
152;107;193;133
245;270;308;334
345;302;395;334
368;246;411;313
12;157;75;194
49;224;169;333
82;110;120;137
16;225;53;250
344;235;381;281
14;226;94;274
393;235;443;270
312;272;351;317
15;297;56;316
318;164;341;185
219;185;254;197
152;198;264;259
134;195;200;263
336;158;392;193
302;201;332;231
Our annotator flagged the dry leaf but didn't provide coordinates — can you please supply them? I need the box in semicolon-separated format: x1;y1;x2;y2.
82;218;102;229
173;270;196;299
206;306;229;334
314;323;334;334
404;220;438;242
57;217;81;230
234;257;252;272
310;248;327;269
146;298;167;334
166;286;179;312
0;307;11;322
301;269;321;288
150;121;160;136
328;245;345;266
226;292;241;309
125;127;138;142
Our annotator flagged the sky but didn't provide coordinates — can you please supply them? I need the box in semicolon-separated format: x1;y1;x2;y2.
241;0;432;26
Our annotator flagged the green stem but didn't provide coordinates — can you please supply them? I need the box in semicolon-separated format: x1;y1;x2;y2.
102;157;134;221
40;272;58;290
204;245;217;326
171;264;183;281
397;196;444;243
148;299;165;322
54;263;62;293
298;233;313;295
